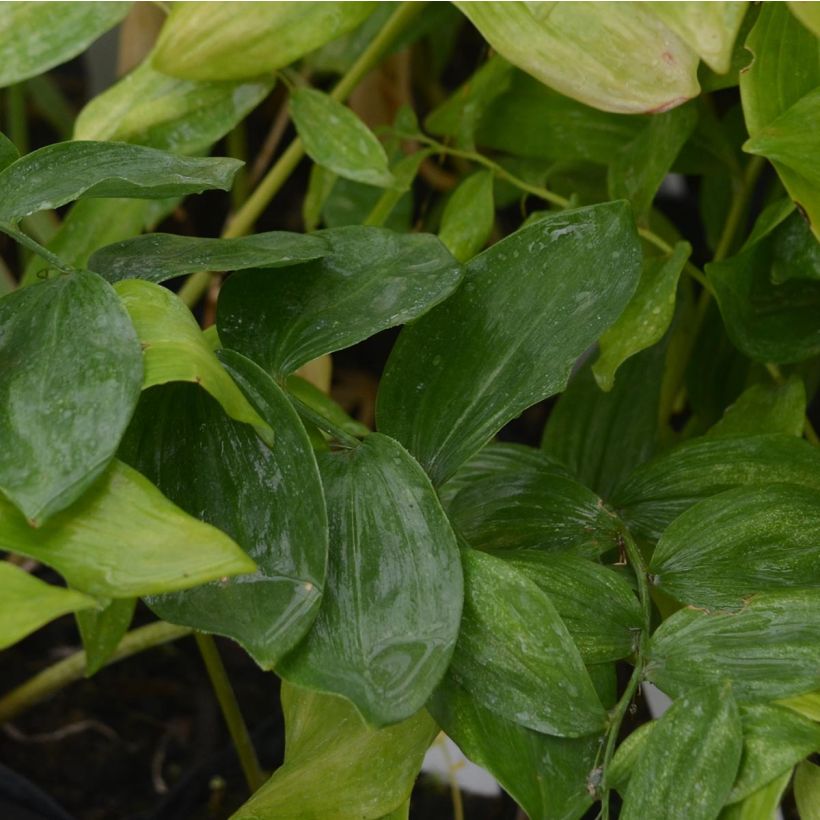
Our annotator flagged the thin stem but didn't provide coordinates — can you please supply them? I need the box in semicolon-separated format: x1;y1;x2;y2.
194;633;265;794
0;223;75;274
0;621;192;725
5;84;28;155
714;155;765;264
636;227;712;294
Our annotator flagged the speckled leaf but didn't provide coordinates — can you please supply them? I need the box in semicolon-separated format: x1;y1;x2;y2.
76;598;135;676
614;434;820;542
119;352;327;670
217;226;462;376
650;485;820;609
795;761;820;820
114;280;272;442
0;562;97;650
232;682;437;820
90;231;328;284
0;271;143;524
0;2;130;88
0;141;241;224
377;202;641;486
0;460;255;598
621;684;742;820
447;549;606;737
646;591;820;701
438;171;495;262
279;434;462;725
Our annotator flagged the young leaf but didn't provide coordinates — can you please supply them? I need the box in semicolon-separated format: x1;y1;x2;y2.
593;242;690;390
722;771;792;820
76;598;135;676
614;434;820;542
114;280;272;442
650;485;820;609
0;141;242;224
232;682;437;820
153;3;376;81
0;2;130;88
778;690;820;723
279;434;462;726
429;678;597;820
646;590;820;702
621;684;743;820
90;231;328;284
377;202;642;486
119;353;327;670
447;549;606;737
0;562;97;650
290;88;394;188
217;226;462;376
438;170;495;262
0;271;143;524
0;460;255;598
795;761;820;820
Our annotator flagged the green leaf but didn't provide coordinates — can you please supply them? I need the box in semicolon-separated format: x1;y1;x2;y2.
722;770;792;820
232;682;437;820
706;376;806;438
0;562;97;650
74;55;273;154
217;226;462;376
502;551;642;663
114;280;272;442
90;231;328;284
153;2;376;81
650;485;820;609
0;460;255;598
447;549;606;737
614;434;820;542
279;434;462;726
646;590;820;702
606;721;655;791
790;2;820;38
543;346;667;500
442;445;622;558
593;242;690;390
778;689;820;722
795;761;820;820
290;88;394;188
0;131;19;171
438;170;494;263
0;271;143;524
456;3;699;114
621;684;743;820
770;209;820;284
285;375;369;438
429;678;597;820
0;2;130;88
76;597;135;676
119;353;327;670
377;202;642;486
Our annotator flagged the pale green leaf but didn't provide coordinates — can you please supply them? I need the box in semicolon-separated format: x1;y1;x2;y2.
795;761;820;820
439;170;494;262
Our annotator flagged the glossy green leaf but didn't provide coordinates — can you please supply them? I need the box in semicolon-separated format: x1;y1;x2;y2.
120;353;327;670
429;678;597;820
0;271;143;524
621;684;742;820
90;231;328;284
438;171;494;262
74;56;273;154
0;2;130;88
502;551;642;663
0;132;19;171
741;197;796;251
447;549;606;737
378;202;642;486
614;434;820;542
279;434;462;726
593;242;690;390
0;460;255;598
770;209;820;284
0;141;241;225
76;597;135;676
232;682;437;820
706;376;806;438
543;346;667;500
290;89;393;188
456;2;699;114
650;485;820;609
0;562;97;650
722;770;792;820
285;375;369;438
217;226;462;376
153;2;376;81
795;761;820;820
646;591;820;701
114;280;272;442
443;446;621;558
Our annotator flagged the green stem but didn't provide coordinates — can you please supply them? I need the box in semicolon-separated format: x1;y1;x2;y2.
0;223;75;274
290;394;362;448
195;633;265;794
5;84;28;155
713;156;765;264
0;621;192;725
